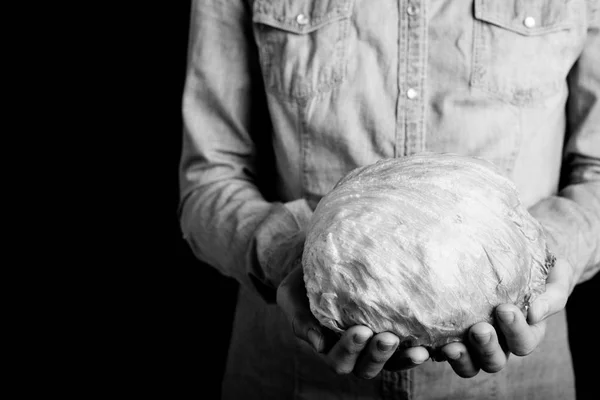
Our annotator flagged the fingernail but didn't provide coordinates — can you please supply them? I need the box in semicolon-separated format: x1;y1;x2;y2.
353;332;370;345
377;341;396;352
412;354;429;364
446;351;461;361
473;332;491;345
307;329;322;352
497;310;514;324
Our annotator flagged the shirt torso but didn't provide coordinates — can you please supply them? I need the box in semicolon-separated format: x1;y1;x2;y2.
220;1;591;398
250;0;590;209
217;0;595;398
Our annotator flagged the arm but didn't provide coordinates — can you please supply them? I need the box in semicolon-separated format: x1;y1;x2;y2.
528;14;600;284
180;1;430;378
179;0;312;303
442;6;600;377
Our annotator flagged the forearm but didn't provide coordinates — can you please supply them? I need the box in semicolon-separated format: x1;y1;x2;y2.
180;179;312;300
179;0;313;302
530;8;600;285
529;181;600;285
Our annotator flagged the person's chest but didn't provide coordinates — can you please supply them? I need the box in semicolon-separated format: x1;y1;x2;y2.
248;0;591;207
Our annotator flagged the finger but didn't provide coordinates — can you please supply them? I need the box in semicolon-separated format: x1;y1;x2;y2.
277;267;325;352
352;332;399;379
441;341;480;378
468;322;508;373
382;346;430;371
527;259;572;324
496;304;546;356
325;326;373;375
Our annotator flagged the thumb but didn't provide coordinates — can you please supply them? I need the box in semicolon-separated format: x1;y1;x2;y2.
277;266;324;352
527;258;572;324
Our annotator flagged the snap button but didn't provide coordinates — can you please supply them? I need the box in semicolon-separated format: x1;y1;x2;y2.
523;16;536;28
296;14;309;25
407;5;419;16
406;88;418;99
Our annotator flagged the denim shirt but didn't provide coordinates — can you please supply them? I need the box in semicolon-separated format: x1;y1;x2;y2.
179;0;600;398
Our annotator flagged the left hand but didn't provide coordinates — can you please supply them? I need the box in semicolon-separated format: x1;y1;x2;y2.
277;265;430;379
440;257;575;378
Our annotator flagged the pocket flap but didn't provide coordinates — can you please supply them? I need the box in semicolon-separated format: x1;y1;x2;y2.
474;0;571;36
253;0;353;34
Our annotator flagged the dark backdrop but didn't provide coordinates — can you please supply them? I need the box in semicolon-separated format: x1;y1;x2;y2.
165;3;597;399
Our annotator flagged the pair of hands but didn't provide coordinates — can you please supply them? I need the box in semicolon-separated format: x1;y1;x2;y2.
277;257;574;379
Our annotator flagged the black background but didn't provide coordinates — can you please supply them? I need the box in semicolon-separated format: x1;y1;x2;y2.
149;2;597;399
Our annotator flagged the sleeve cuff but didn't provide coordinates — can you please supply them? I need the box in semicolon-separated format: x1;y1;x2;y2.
248;198;314;303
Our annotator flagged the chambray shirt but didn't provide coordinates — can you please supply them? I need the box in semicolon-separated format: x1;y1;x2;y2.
179;0;600;399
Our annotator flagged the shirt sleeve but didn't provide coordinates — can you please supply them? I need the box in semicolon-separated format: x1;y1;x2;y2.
178;0;313;303
529;4;600;284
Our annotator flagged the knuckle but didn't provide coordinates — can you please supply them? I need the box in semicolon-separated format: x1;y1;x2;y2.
367;352;391;365
479;347;499;359
339;343;362;358
349;342;366;355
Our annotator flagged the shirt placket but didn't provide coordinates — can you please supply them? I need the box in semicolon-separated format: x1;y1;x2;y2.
384;1;426;399
394;0;427;158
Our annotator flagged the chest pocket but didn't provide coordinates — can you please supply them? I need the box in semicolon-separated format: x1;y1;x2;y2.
472;0;578;105
252;0;354;100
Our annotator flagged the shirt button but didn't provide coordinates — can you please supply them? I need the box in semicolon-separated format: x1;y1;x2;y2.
296;14;309;25
406;88;418;99
523;16;536;28
407;5;419;16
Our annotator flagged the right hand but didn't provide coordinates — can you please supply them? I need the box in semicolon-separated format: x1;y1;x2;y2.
277;265;430;379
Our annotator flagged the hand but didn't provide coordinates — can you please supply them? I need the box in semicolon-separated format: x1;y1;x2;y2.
440;258;574;378
277;265;430;379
